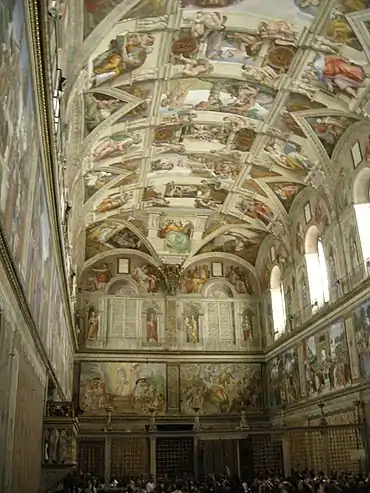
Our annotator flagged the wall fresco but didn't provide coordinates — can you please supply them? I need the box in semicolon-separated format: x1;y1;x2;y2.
79;362;262;415
25;168;53;341
303;319;351;397
180;363;262;414
0;0;36;273
353;300;370;380
267;347;300;407
79;362;166;414
48;260;74;400
0;0;73;398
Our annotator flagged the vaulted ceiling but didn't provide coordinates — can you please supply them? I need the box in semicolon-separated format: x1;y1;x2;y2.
65;0;370;280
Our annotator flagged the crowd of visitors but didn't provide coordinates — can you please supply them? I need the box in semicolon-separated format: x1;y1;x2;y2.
53;470;370;493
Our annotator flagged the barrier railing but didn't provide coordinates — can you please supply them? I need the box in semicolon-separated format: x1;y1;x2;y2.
76;423;367;478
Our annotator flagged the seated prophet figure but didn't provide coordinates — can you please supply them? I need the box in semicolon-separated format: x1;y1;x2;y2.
308;54;365;99
90;34;154;87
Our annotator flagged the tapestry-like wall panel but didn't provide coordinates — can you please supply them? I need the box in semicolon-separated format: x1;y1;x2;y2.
79;361;263;415
267;346;300;407
353;300;370;380
302;318;351;397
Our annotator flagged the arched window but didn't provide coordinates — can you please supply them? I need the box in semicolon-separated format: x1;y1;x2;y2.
270;266;286;339
353;168;370;266
305;226;330;311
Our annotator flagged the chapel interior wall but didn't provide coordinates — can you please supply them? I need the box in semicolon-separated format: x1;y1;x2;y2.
0;264;48;493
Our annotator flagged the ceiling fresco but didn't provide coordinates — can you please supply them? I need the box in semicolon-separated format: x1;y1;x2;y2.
68;0;370;276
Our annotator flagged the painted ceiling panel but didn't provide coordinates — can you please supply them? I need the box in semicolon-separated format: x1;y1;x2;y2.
67;0;370;270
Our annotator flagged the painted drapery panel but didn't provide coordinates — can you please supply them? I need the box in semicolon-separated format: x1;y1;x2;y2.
302;319;351;397
0;307;17;491
353;301;370;380
48;260;74;400
0;0;73;398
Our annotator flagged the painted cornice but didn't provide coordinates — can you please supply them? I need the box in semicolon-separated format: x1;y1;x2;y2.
75;352;265;363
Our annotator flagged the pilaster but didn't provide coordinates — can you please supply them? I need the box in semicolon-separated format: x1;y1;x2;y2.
321;430;330;476
282;437;291;476
194;437;199;480
104;436;112;486
236;439;241;479
150;436;156;481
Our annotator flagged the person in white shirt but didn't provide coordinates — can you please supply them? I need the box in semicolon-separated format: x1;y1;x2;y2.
146;475;155;493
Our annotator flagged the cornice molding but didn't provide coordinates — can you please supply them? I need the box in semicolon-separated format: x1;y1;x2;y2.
75;352;265;363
